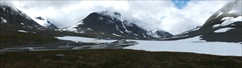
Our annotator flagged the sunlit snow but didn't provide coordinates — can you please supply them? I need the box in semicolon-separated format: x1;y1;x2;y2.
221;16;242;25
213;16;242;28
215;11;223;19
1;17;7;23
214;28;234;33
17;30;28;33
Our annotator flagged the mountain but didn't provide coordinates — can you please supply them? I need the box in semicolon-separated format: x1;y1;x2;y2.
166;0;241;42
0;4;63;48
0;5;43;29
0;4;58;30
66;11;172;40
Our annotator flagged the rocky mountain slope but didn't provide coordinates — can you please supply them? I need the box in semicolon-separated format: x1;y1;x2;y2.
0;5;58;30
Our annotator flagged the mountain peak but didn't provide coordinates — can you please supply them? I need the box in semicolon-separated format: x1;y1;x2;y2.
66;11;172;40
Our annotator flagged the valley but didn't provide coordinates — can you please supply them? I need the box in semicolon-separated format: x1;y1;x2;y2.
0;0;241;67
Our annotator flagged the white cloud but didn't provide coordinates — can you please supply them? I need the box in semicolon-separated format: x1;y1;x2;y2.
159;1;230;34
3;0;231;34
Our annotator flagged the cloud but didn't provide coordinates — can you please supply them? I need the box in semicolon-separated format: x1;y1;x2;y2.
3;0;230;34
10;0;130;28
159;1;230;34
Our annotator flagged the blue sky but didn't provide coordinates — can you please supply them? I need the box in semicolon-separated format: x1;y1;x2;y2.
171;0;190;9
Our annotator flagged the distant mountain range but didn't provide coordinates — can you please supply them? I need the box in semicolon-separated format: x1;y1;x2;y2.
1;0;241;42
1;4;173;40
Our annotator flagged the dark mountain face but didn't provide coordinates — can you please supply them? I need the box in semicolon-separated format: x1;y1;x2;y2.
200;21;241;42
0;5;60;48
198;0;241;42
0;5;44;30
74;11;172;40
0;5;58;30
198;15;241;42
166;0;241;42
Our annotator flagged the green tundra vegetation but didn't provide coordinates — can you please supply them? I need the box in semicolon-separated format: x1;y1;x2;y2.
0;23;59;48
0;49;241;68
0;23;90;48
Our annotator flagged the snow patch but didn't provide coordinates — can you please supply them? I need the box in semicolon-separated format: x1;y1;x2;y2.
112;33;121;37
134;34;138;36
228;9;237;14
64;21;83;32
20;22;24;25
86;28;93;31
18;30;28;33
215;11;223;19
213;24;221;28
213;16;242;28
2;19;7;23
56;36;115;43
147;31;160;38
221;16;242;26
115;25;124;33
142;33;147;38
120;21;129;33
98;16;104;20
1;17;7;23
2;7;6;11
214;27;234;33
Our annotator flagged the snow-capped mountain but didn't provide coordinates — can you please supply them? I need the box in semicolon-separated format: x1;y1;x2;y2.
199;0;241;42
66;11;173;40
166;0;241;42
0;4;58;30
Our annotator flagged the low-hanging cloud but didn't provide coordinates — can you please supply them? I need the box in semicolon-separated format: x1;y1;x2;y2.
2;0;230;34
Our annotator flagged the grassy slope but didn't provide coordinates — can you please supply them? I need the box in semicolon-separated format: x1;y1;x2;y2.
0;23;60;48
0;49;241;68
